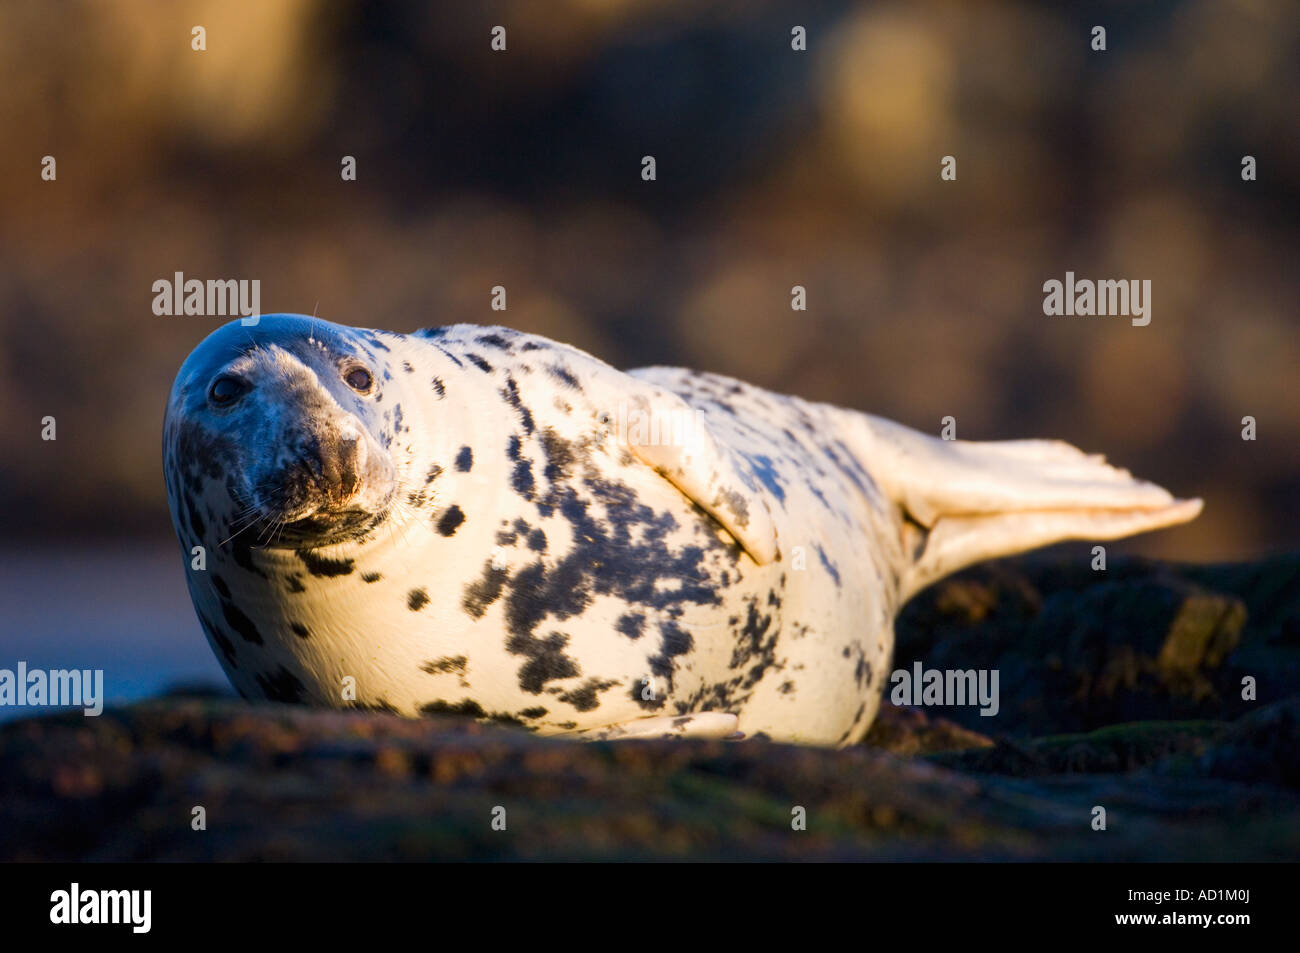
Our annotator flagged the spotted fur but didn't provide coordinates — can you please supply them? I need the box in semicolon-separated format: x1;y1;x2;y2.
163;315;1200;746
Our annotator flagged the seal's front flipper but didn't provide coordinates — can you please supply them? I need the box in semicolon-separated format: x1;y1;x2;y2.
625;401;779;564
568;713;741;742
579;363;779;564
856;415;1203;600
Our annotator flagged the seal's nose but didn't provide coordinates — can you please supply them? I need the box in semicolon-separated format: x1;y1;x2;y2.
301;421;366;506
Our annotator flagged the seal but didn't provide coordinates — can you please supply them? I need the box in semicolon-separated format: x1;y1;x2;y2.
163;315;1202;746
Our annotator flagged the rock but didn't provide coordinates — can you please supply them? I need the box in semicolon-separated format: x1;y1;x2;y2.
1190;697;1300;790
2;552;1298;861
931;720;1224;776
864;704;995;756
893;553;1299;736
1;696;1297;861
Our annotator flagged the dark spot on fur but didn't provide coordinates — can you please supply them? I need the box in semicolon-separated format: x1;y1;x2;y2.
257;666;305;703
499;377;535;434
431;377;446;398
647;621;693;689
463;562;508;618
467;474;728;699
408;587;430;611
548;364;581;389
616;613;646;639
437;505;466;536
296;549;355;577
421;655;467;676
433;345;463;369
419;699;528;728
420;698;484;718
222;600;264;645
816;544;842;587
629;676;664;711
477;333;513;351
231;536;268;579
510;629;582;694
434;345;465;369
557;677;620;712
466;354;493;373
538;428;574;482
512;459;535;499
290;622;310;639
455;446;473;472
361;571;382;583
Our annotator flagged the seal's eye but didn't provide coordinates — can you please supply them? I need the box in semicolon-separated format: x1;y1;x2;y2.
343;365;373;394
209;376;248;406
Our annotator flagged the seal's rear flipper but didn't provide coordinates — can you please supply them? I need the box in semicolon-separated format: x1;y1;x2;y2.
856;416;1203;600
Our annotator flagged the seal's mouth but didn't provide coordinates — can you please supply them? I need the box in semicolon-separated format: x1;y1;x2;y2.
254;504;392;547
233;414;398;547
231;457;397;548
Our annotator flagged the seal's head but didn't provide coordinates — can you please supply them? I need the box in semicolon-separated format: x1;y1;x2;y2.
164;315;399;548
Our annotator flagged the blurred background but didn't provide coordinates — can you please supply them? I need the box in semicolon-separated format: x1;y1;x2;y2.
0;0;1296;702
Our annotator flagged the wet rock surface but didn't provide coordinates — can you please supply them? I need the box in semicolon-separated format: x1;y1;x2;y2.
2;554;1297;861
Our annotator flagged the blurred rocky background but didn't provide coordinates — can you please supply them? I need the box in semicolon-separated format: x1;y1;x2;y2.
1;0;1297;560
